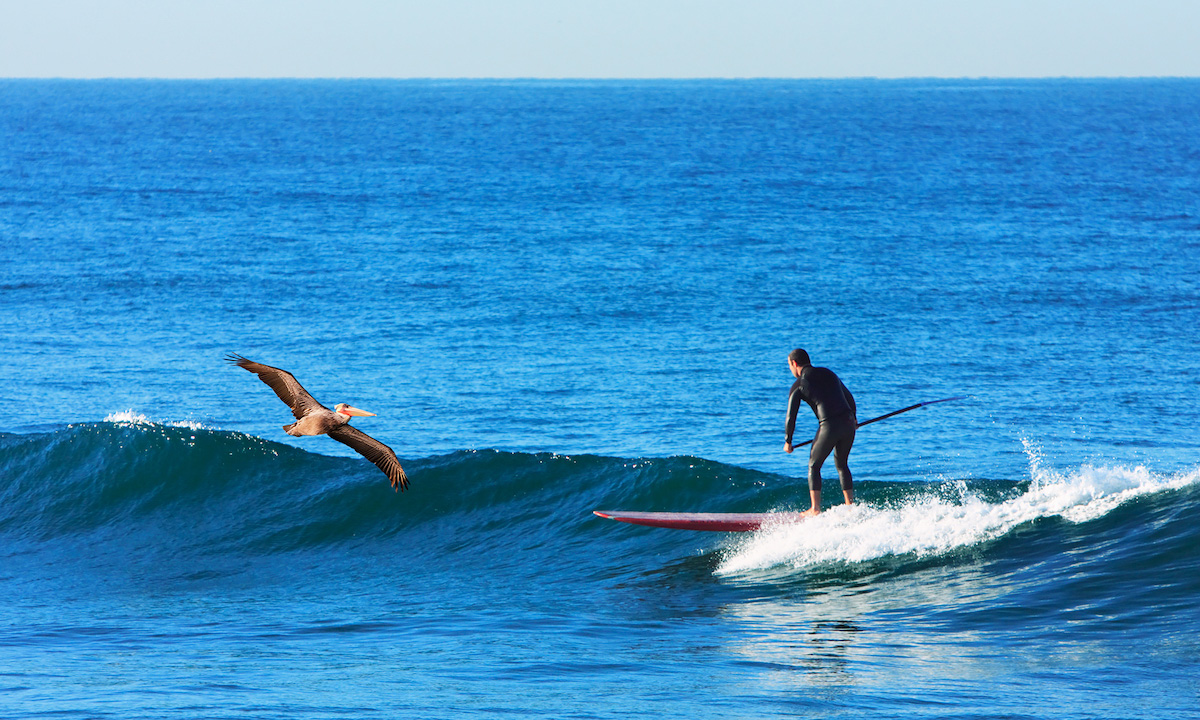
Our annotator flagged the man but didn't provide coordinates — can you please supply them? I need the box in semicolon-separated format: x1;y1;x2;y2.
784;348;857;517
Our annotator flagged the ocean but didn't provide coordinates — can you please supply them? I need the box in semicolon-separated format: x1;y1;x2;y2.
1;78;1198;718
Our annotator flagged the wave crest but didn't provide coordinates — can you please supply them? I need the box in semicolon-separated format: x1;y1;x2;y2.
716;464;1200;576
101;410;213;431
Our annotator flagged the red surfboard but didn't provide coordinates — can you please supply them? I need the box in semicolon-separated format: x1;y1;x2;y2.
593;510;807;532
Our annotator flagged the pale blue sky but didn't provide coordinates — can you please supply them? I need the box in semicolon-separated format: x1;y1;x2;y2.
2;0;1198;79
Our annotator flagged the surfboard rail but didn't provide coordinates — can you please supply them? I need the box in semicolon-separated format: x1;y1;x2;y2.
593;510;807;532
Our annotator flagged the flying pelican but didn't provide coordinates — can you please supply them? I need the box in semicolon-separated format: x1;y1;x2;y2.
226;353;409;491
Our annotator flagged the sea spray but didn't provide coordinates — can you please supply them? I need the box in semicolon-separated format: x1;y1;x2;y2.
716;463;1200;576
102;411;214;432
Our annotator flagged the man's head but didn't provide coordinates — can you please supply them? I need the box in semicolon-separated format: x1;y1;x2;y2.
788;348;811;377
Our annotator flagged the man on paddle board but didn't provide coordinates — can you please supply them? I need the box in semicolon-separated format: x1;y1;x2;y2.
784;349;857;517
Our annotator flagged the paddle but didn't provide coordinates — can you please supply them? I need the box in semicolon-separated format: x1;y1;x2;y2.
791;395;967;448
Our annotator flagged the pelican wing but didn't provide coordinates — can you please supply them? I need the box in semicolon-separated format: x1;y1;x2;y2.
328;424;410;491
226;353;326;419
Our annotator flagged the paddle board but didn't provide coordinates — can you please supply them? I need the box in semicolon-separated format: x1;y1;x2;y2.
593;510;806;532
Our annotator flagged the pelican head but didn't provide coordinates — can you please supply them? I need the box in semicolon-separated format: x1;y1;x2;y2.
335;403;376;417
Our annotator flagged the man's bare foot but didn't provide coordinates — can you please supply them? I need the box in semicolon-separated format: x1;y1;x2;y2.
800;507;821;518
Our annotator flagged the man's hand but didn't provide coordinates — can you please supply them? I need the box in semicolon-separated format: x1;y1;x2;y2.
784;442;793;454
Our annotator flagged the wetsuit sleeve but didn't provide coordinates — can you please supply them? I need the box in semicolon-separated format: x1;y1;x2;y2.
785;384;804;445
841;382;857;420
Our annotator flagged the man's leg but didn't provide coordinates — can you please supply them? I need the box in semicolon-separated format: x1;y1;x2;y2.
833;424;856;505
805;425;837;516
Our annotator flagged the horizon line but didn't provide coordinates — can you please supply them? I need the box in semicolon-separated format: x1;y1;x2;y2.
4;74;1199;81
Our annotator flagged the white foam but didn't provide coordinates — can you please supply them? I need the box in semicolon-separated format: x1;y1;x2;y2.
102;410;211;431
716;462;1200;577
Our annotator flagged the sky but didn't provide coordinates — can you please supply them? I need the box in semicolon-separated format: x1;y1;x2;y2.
2;0;1199;79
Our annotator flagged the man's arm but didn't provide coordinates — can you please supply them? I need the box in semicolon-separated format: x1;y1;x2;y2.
841;381;857;420
785;384;804;451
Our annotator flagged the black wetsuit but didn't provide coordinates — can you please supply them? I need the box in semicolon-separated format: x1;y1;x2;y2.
785;366;857;493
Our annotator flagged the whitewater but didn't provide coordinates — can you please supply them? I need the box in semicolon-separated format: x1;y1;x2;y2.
720;456;1200;576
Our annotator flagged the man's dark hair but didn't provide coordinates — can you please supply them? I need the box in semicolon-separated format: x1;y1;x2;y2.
789;348;811;367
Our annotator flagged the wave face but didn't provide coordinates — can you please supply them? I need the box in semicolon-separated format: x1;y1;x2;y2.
4;419;1198;586
0;418;779;557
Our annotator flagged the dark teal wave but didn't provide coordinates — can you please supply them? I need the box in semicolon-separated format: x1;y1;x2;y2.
2;421;1198;587
0;421;785;555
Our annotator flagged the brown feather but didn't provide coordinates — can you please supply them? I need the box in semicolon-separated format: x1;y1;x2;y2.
328;424;409;491
225;353;326;420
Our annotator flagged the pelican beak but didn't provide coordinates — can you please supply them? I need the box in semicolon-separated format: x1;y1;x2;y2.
341;405;376;417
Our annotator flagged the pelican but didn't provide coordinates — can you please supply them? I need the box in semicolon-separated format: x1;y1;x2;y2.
226;353;409;491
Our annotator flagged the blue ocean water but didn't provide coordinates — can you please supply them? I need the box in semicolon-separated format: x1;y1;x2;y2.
1;79;1198;718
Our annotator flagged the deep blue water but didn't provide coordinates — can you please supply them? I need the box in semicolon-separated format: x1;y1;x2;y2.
2;79;1199;718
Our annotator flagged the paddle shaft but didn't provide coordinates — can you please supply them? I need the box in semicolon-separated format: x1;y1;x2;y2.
792;396;966;448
